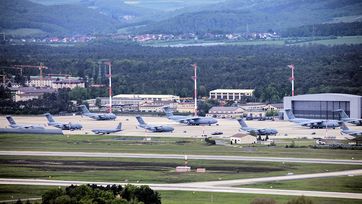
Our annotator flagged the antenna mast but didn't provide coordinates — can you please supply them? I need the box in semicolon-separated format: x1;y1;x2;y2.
288;64;295;96
192;64;198;116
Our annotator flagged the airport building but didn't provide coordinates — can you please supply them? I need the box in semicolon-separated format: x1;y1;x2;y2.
209;89;254;100
113;94;180;102
283;93;362;120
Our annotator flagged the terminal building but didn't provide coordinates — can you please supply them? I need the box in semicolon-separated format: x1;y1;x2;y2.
283;93;362;120
209;89;254;100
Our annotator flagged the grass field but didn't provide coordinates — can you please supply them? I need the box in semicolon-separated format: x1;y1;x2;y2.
1;156;359;184
1;185;361;204
243;176;362;193
0;134;361;159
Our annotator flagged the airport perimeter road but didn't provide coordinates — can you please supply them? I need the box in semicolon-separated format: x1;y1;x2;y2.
0;151;361;165
1;178;362;200
182;169;362;187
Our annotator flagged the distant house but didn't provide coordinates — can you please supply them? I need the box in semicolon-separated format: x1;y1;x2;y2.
207;106;244;118
176;102;195;114
230;133;257;144
10;87;57;102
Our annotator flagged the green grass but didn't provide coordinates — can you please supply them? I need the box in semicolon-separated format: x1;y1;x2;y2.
160;191;362;204
243;176;362;193
1;185;361;204
0;156;360;184
0;134;361;160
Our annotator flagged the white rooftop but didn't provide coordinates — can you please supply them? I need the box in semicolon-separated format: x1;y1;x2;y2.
210;89;254;93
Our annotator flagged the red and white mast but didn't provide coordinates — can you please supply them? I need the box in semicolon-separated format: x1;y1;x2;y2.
192;63;198;116
105;61;112;113
288;64;295;96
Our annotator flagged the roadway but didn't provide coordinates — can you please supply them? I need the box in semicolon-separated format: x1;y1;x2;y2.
0;151;361;165
1;178;362;200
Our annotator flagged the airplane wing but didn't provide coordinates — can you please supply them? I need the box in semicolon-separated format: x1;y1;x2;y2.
298;120;324;127
180;117;202;123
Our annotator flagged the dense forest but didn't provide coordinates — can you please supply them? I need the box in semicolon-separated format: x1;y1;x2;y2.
282;22;362;37
1;42;361;102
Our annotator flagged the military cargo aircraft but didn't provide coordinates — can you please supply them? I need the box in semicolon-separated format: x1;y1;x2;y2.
136;116;174;132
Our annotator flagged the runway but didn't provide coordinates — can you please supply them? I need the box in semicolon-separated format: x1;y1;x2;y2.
0;151;361;165
1;178;361;200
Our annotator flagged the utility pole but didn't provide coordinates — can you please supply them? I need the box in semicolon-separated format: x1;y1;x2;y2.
288;64;295;96
192;63;198;116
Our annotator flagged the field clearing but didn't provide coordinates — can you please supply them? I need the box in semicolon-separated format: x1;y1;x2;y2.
0;133;361;159
243;176;362;193
0;156;359;184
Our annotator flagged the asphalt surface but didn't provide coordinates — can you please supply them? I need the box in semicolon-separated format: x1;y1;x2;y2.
1;178;361;199
1;151;361;165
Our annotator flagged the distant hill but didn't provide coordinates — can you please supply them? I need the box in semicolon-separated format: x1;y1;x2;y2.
137;0;362;34
0;0;123;36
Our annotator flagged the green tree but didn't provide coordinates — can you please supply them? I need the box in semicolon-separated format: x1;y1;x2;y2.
286;196;314;204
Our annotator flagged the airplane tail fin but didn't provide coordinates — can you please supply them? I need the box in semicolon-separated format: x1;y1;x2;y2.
6;115;16;125
335;109;349;119
136;116;146;125
44;113;55;122
285;109;295;119
339;122;349;131
237;118;248;128
116;122;122;130
163;107;174;118
79;105;90;114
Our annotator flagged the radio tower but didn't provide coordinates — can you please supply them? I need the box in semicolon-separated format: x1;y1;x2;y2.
288;64;295;96
104;61;112;113
192;63;198;116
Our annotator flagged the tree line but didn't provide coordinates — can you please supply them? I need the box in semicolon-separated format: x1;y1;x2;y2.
1;42;361;106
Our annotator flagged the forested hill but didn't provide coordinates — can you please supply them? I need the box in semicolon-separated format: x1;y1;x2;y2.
0;0;122;36
137;0;362;34
1;43;361;102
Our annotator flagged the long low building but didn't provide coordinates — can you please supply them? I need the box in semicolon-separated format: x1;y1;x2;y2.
209;89;254;100
113;94;180;102
283;93;362;120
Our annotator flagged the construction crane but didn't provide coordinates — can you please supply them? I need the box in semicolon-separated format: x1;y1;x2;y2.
13;63;48;86
13;63;48;80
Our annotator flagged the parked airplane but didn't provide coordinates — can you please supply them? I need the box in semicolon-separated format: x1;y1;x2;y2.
339;122;362;136
0;127;63;135
79;105;116;120
285;109;340;129
136;116;174;132
92;123;123;135
44;113;82;131
6;115;44;129
335;109;362;126
238;119;278;136
163;107;218;126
